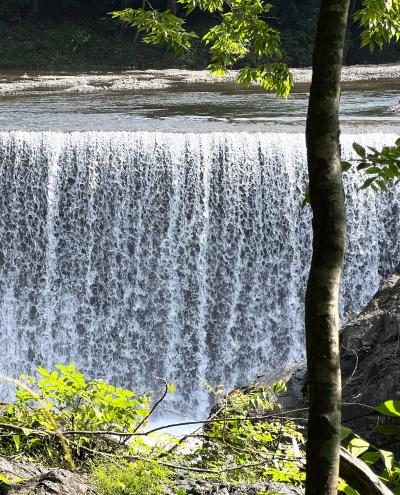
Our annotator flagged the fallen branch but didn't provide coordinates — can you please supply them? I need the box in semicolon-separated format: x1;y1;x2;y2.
340;446;395;495
60;409;307;437
76;442;303;475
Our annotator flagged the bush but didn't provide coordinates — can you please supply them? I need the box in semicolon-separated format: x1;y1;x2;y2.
90;459;172;495
0;364;152;467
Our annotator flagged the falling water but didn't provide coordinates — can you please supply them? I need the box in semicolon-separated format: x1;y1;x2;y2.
0;131;398;416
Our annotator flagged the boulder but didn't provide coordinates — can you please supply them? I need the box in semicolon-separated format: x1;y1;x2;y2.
0;457;93;495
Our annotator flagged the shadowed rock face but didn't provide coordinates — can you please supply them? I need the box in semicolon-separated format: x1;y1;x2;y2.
340;264;400;442
256;265;400;448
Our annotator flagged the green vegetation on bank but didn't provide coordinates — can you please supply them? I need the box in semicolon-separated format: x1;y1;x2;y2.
0;0;399;70
0;364;399;494
0;365;306;491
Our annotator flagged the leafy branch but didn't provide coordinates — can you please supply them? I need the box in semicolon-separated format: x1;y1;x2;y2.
111;0;293;97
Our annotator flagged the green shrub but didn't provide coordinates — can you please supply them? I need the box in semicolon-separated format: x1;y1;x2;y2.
0;364;152;467
182;382;306;485
90;459;172;495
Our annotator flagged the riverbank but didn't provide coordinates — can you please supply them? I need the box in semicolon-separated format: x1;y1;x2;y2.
1;64;399;96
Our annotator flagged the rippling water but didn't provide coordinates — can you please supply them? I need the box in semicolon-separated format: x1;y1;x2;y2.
0;72;399;132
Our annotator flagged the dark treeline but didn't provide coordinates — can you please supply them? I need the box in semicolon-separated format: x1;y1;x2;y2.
0;0;399;69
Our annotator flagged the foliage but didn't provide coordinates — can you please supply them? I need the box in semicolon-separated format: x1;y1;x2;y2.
111;8;197;53
0;473;24;485
0;365;306;492
354;0;400;50
0;364;152;467
112;0;294;97
341;138;400;191
375;399;400;418
90;459;173;495
181;382;305;485
338;399;400;494
3;365;400;494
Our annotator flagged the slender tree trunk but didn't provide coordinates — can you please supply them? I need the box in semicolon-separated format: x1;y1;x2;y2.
133;0;146;64
167;0;177;14
305;1;350;494
30;0;39;17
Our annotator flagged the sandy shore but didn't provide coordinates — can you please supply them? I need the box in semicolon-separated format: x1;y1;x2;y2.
0;64;399;95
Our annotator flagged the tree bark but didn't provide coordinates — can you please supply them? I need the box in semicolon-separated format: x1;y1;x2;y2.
30;0;39;17
167;0;177;14
305;1;350;494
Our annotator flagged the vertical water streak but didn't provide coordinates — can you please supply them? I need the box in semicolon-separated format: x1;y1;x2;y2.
0;130;398;416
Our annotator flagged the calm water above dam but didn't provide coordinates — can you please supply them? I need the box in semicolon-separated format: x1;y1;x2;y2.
0;71;399;132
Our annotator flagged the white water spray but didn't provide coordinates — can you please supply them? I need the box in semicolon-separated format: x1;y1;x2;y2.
0;131;398;416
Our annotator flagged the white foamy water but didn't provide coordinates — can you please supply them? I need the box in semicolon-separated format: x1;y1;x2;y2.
0;131;398;416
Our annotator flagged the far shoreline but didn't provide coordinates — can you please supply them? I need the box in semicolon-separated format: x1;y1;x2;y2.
0;63;399;96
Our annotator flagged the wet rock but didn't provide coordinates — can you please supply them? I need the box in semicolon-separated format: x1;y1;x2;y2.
340;264;400;442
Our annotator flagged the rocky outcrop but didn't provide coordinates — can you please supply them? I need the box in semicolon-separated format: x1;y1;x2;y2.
0;457;302;495
340;265;400;440
258;265;400;445
0;457;94;495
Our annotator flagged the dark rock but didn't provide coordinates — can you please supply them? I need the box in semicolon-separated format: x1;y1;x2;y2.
0;457;94;495
255;359;307;413
257;265;400;448
340;265;400;445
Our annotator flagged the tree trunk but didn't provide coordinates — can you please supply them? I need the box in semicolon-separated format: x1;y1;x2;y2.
167;0;177;14
132;0;146;64
305;1;350;494
30;0;39;17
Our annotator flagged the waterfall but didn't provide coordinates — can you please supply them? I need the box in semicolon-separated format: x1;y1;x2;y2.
0;131;398;416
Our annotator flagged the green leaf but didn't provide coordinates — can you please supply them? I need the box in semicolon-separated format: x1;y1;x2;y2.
13;434;21;451
341;426;352;441
37;366;51;376
359;177;376;190
0;473;10;484
375;424;400;438
338;478;359;494
341;161;352;172
348;437;369;457
379;449;394;473
375;400;400;417
353;143;366;158
360;451;380;465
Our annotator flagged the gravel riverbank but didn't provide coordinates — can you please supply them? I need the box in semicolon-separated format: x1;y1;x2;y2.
0;64;399;95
